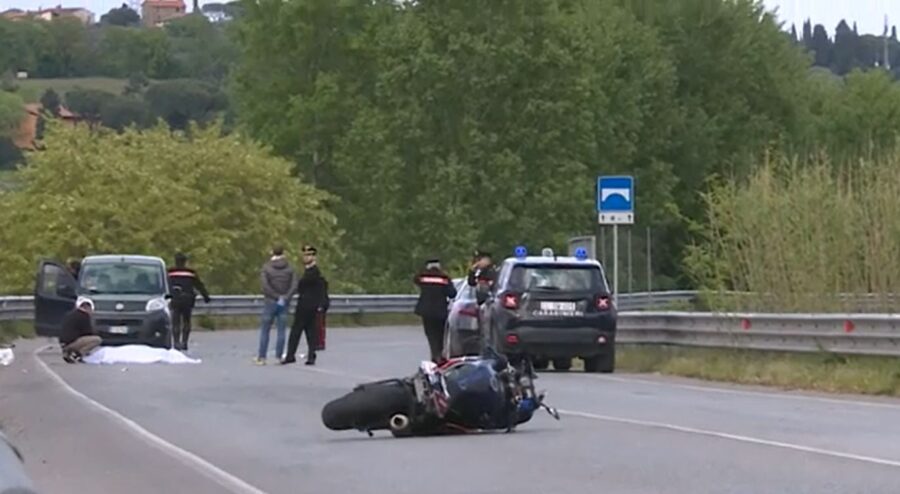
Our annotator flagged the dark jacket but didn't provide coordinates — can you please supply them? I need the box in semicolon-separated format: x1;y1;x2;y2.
296;264;328;312
414;269;457;319
59;308;95;345
467;265;497;288
167;267;210;308
261;256;297;302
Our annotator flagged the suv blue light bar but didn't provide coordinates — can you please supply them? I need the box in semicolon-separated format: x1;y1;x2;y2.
514;246;527;259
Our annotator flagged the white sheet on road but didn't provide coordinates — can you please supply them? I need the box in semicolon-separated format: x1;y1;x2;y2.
83;345;202;365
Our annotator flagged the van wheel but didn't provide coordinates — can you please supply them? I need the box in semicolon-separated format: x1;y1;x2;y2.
532;358;549;370
553;358;572;371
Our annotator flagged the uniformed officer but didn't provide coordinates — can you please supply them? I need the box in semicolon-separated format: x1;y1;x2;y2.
414;257;458;362
283;245;328;366
467;250;497;289
167;252;211;351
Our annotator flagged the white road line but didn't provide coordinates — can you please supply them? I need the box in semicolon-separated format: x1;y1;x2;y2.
560;409;900;469
304;364;900;469
581;374;900;411
32;345;269;494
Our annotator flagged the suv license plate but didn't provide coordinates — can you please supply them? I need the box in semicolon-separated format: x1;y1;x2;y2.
109;326;128;334
540;302;576;311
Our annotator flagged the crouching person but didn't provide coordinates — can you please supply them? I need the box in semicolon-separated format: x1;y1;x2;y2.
59;297;102;363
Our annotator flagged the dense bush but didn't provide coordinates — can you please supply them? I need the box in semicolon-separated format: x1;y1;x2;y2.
0;121;347;294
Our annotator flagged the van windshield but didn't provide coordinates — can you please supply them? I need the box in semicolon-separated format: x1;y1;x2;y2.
79;262;165;295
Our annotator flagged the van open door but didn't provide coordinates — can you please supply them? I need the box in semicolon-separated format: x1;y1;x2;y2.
33;260;78;337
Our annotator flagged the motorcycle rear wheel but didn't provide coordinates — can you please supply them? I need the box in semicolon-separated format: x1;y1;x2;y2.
321;380;415;434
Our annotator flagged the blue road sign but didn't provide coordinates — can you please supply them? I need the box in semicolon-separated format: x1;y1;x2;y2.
597;175;634;225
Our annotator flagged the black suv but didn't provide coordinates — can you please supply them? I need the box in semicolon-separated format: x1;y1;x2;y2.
476;247;617;373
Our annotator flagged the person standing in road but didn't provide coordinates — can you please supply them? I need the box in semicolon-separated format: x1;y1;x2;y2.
59;297;102;363
66;258;81;280
282;245;327;366
255;245;297;365
414;257;457;363
167;252;211;351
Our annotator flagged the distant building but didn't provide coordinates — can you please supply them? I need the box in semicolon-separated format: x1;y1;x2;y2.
0;8;28;20
141;0;186;27
1;6;95;24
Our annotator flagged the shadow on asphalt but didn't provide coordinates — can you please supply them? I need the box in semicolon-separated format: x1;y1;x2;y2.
323;427;559;443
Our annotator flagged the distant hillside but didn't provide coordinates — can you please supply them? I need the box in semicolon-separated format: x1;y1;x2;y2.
15;78;129;103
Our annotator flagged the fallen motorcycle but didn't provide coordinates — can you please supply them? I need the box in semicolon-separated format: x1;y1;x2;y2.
321;347;560;437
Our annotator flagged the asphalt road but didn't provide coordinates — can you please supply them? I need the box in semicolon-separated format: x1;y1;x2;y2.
3;327;900;493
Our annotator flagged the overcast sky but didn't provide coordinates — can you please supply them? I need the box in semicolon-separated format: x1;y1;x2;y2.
1;0;897;36
764;0;898;35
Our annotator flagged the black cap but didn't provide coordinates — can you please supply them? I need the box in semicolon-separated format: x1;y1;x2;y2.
302;245;317;255
425;256;440;264
175;252;188;265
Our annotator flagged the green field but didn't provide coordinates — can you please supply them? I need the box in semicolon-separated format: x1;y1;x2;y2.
16;77;129;102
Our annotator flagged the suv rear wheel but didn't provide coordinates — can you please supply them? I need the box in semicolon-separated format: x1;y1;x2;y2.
584;347;615;373
532;358;549;370
553;358;572;371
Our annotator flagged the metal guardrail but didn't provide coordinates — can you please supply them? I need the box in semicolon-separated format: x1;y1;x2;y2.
0;297;32;323
0;291;699;322
0;430;37;494
617;311;900;357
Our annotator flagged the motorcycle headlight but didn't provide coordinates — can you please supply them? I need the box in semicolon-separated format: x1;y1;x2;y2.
146;297;168;313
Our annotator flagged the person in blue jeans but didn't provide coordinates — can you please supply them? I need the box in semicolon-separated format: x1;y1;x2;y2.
254;245;297;364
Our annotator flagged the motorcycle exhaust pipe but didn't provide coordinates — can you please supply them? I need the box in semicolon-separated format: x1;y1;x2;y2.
389;414;410;431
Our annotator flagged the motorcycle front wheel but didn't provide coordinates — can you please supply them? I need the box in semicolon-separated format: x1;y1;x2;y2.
321;380;416;435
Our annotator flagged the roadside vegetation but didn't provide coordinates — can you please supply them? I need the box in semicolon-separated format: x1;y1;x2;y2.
686;144;900;313
611;345;900;397
0;320;32;345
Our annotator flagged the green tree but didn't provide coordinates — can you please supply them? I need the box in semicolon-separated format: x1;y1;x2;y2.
231;0;687;290
144;79;228;129
97;26;175;79
43;17;95;77
0;91;24;137
164;14;238;82
100;4;141;27
230;0;382;187
40;89;61;117
816;70;900;160
0;121;342;294
66;88;115;125
100;97;154;131
0;19;53;76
